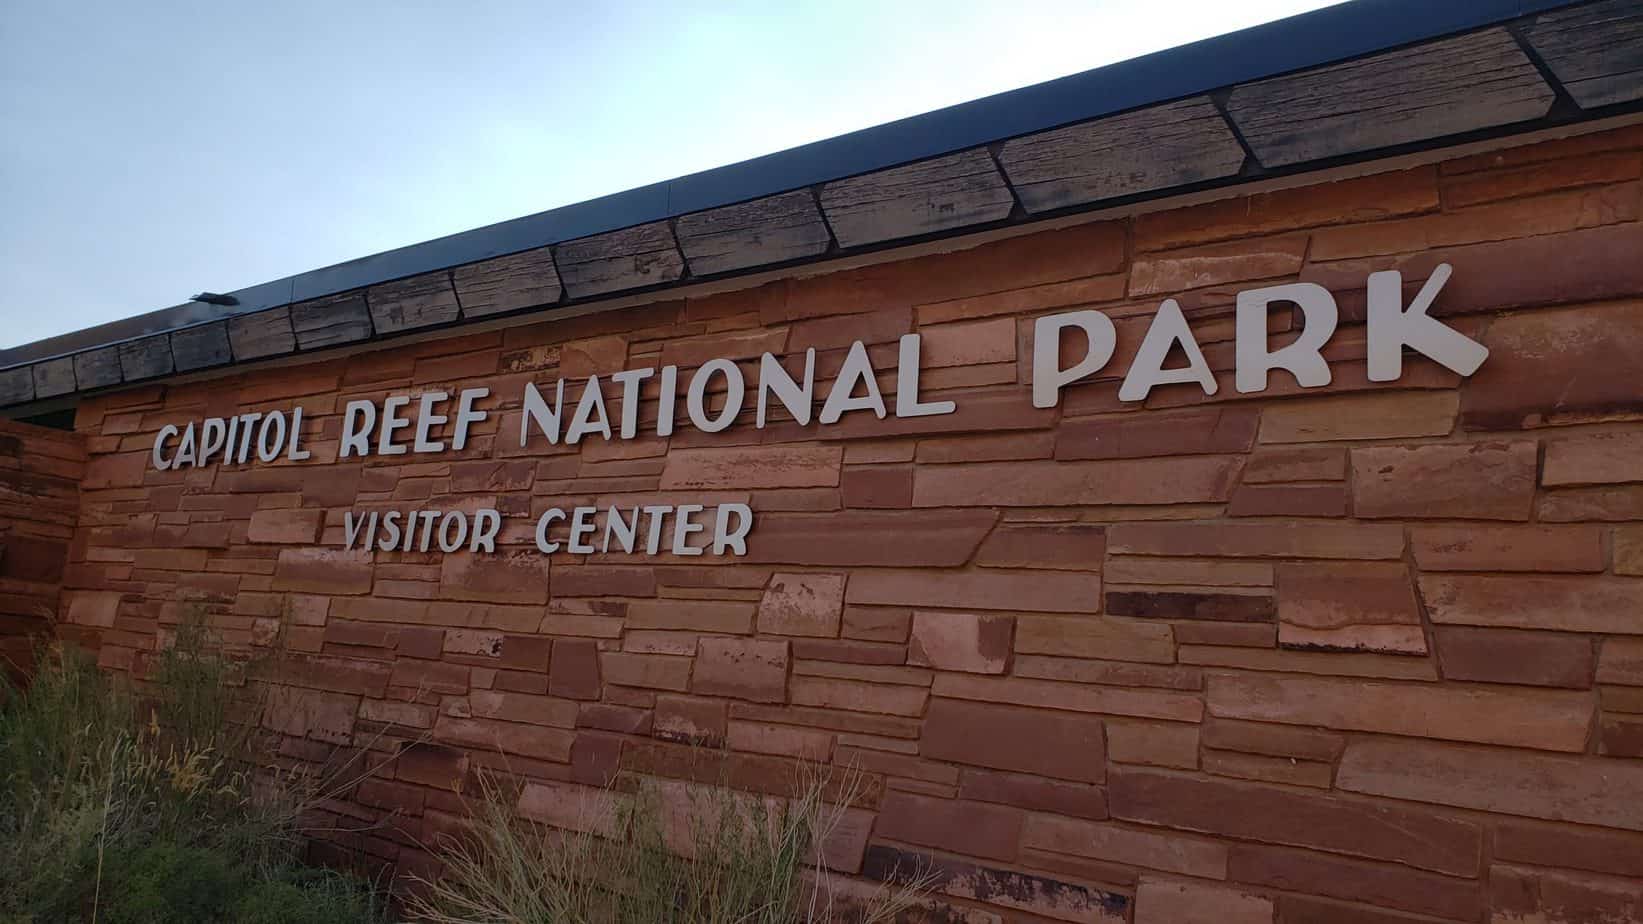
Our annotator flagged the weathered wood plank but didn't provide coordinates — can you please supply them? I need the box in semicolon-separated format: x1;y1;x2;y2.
554;221;684;299
820;148;1014;247
452;246;562;318
227;307;296;360
369;270;461;333
169;322;232;372
72;346;122;390
30;357;76;398
1225;28;1555;167
290;292;372;350
118;335;173;381
676;190;832;275
999;97;1247;214
1523;0;1643;109
0;368;34;406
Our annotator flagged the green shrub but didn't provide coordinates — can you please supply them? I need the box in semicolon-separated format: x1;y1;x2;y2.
0;611;384;923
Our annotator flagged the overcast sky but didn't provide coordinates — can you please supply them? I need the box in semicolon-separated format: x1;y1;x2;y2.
0;0;1341;348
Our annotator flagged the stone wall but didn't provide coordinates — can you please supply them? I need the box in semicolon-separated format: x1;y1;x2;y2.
63;122;1643;922
0;417;84;677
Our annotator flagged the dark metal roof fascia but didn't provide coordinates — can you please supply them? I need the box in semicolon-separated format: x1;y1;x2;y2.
0;0;1587;369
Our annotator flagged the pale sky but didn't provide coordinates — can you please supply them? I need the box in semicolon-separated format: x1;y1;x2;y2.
0;0;1342;348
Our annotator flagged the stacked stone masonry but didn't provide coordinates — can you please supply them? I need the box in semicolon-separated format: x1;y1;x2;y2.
56;123;1643;923
0;417;84;677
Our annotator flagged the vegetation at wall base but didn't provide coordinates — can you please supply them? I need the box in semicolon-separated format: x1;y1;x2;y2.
0;614;386;924
1;608;927;923
405;767;930;924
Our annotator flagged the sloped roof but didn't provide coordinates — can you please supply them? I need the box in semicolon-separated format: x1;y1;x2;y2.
3;0;1640;412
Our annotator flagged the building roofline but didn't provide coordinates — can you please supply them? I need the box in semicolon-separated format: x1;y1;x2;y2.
4;0;1638;412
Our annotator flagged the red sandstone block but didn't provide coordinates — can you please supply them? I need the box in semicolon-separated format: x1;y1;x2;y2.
788;676;924;717
1104;557;1271;587
550;565;655;598
1013;614;1176;665
1207;672;1592;752
922;698;1103;782
1351;441;1537;521
1241;447;1347;483
724;720;833;761
1410;524;1604;572
468;690;578;728
1598;638;1643;686
1203;749;1331;788
743;510;994;567
443;629;503;658
1024;816;1225;879
599;651;689;693
757;572;846;637
1434;626;1595;689
841;606;911;643
1420;575;1643;634
1107;522;1404;559
790;638;905;665
660;446;842;490
1227;483;1349;518
974;523;1105;571
276;654;391;698
1056;407;1258;461
247;508;324;544
516;779;619;835
1104;720;1200;770
653;694;727;746
1461;302;1643;430
389;659;469;696
1615;528;1643;577
438;552;548;605
875;791;1022;862
627;598;754;634
862;842;1127;923
393;742;469;790
558;335;628;377
354;778;426;816
64;591;121;628
1134;877;1272;924
692;637;788;703
1494;819;1643;881
1539;484;1643;522
82;452;145;489
1016;657;1201;692
1130;234;1307;296
839;465;911;509
935;673;1201;723
578;702;650;735
909;611;1012;674
1109;767;1481;876
1543;432;1643;487
918;317;1016;367
1276;562;1424;655
1337;738;1643;832
912;456;1242;507
434;715;573;763
1105;589;1274;623
1200;718;1343;763
916;431;1056;464
273;548;373;595
918;272;1127;325
263;686;358;744
359;699;434;729
846;568;1100;614
1491;865;1643;924
957;768;1107;820
1231;844;1482;922
1135;167;1438;251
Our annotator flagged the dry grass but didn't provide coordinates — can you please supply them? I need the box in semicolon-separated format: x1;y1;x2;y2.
405;761;931;924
